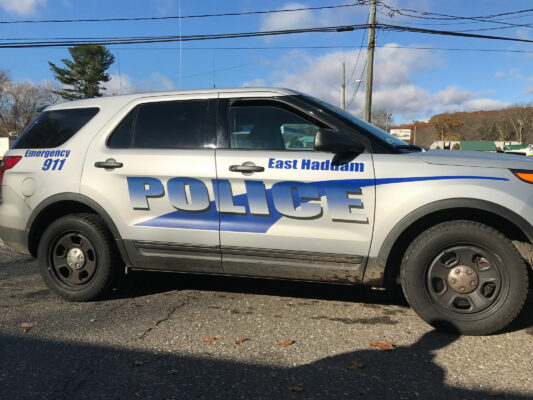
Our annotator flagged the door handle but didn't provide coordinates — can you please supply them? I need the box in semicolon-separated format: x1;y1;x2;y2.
94;159;123;169
229;164;264;173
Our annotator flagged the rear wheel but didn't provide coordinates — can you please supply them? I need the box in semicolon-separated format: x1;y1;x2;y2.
401;220;529;335
38;213;119;301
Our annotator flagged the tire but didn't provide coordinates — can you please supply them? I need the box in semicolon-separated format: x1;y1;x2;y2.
400;220;529;335
37;213;119;301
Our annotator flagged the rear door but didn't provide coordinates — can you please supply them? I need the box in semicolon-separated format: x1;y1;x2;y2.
215;96;376;282
82;94;222;273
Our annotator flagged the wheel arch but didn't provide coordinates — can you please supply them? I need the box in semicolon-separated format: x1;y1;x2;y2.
26;193;130;265
363;198;533;287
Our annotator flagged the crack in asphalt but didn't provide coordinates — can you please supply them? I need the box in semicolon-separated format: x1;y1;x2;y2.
137;294;191;340
52;293;191;399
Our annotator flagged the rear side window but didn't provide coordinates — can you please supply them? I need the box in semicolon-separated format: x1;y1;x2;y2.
13;108;99;149
107;107;137;148
108;100;212;149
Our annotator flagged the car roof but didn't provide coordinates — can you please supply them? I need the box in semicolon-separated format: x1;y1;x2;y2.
45;87;299;111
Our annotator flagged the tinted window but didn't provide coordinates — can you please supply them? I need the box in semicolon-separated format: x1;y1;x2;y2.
229;105;320;150
13;108;99;149
132;100;209;148
108;107;137;148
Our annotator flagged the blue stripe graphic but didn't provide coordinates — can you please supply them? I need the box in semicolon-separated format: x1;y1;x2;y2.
135;175;508;233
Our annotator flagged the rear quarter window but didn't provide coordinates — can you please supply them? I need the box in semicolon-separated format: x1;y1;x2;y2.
12;107;99;149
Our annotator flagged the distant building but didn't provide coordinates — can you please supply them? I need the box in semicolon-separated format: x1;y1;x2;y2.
460;141;497;152
430;140;521;152
504;144;533;156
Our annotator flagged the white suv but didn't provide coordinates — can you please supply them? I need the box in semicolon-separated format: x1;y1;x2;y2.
1;88;532;335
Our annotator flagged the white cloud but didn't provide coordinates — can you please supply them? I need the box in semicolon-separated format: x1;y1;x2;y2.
522;87;533;96
261;2;315;31
462;98;510;111
0;0;46;15
242;78;267;87
254;45;511;121
260;1;367;34
433;86;470;106
103;73;174;96
153;0;177;15
103;74;136;96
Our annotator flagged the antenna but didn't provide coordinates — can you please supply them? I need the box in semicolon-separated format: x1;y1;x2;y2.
213;59;216;88
117;50;122;95
178;0;182;89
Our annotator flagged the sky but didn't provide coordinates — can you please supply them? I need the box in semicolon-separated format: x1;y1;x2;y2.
0;0;532;123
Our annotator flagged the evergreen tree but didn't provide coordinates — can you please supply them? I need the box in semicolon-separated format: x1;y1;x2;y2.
49;44;115;100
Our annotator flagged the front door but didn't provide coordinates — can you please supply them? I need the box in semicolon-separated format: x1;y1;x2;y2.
215;97;376;282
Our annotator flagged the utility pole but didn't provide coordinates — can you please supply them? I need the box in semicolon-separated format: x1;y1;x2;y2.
413;120;419;144
341;62;346;109
364;0;377;123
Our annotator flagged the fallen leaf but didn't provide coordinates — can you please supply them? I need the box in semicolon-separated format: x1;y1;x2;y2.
235;338;249;345
359;302;366;307
203;336;221;343
370;341;396;351
488;392;503;397
279;339;295;346
133;361;147;366
288;386;303;392
209;293;216;297
20;322;37;334
346;361;364;370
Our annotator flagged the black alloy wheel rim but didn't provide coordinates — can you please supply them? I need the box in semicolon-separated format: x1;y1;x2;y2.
50;232;98;286
426;245;503;315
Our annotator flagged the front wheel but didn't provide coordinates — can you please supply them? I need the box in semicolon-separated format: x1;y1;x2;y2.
401;220;529;335
38;213;119;301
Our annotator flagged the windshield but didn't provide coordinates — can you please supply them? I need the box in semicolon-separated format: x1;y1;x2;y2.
300;94;408;147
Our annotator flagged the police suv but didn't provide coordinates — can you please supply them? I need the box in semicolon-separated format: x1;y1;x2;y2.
1;88;532;335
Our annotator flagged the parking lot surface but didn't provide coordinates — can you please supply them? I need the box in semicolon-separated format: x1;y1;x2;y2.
1;240;532;399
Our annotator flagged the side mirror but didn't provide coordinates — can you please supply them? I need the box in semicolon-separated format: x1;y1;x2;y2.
314;129;365;154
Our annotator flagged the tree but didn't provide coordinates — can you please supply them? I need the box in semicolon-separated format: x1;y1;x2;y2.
505;104;533;144
0;72;8;130
49;44;115;100
0;74;59;136
371;109;393;131
430;113;464;141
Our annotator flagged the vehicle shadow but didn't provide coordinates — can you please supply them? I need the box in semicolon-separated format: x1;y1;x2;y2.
112;269;407;306
110;270;533;334
1;329;530;399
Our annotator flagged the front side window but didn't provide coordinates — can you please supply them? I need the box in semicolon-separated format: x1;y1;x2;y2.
108;99;213;149
13;108;99;149
229;103;322;151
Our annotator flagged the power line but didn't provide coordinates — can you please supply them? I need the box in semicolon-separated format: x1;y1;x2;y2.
0;25;369;48
378;2;533;31
101;45;533;54
377;9;533;26
347;58;367;108
346;24;367;86
379;23;533;43
1;23;533;49
0;2;370;24
378;2;533;22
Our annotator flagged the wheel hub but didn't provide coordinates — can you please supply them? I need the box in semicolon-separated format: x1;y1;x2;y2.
447;265;479;294
66;248;86;270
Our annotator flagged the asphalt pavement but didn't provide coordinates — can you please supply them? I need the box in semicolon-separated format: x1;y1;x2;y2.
0;240;532;399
